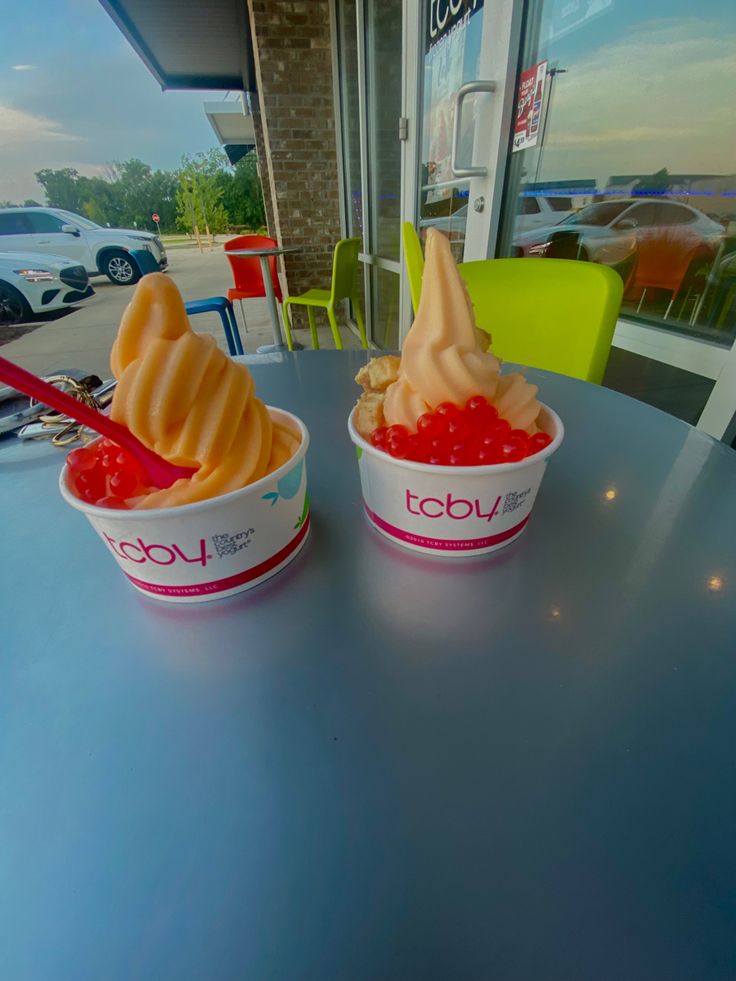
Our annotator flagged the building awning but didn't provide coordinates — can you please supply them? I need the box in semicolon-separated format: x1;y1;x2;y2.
98;0;256;92
204;97;256;165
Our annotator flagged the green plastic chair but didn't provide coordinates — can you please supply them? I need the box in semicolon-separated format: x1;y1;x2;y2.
402;222;623;384
283;237;368;351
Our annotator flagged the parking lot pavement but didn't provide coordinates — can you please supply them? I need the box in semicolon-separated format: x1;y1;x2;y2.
0;245;360;378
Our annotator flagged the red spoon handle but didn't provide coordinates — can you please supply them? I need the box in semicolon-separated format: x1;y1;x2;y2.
0;356;195;487
0;356;122;438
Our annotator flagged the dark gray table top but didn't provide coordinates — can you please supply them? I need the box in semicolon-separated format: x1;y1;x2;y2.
2;351;736;980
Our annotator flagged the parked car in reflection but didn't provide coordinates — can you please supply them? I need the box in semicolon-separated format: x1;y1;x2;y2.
421;194;574;239
513;198;724;292
0;252;94;326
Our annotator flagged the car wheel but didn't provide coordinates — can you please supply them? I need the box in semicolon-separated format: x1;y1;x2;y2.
103;251;140;286
0;281;31;327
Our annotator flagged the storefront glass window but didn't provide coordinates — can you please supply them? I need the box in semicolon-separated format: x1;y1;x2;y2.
498;0;736;349
336;0;362;236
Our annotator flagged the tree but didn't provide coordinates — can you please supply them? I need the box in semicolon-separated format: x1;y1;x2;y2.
35;168;83;211
29;148;266;234
633;168;671;195
176;151;231;247
217;152;266;230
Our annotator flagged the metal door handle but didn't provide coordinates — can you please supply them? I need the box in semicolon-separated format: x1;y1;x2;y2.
451;80;496;179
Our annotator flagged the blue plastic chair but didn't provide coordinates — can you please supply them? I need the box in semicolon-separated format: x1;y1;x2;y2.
185;297;244;357
129;250;243;356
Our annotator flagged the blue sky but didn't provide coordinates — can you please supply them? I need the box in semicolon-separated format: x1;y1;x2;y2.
0;0;223;202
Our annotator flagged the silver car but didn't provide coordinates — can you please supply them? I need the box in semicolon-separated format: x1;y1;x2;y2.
513;198;724;280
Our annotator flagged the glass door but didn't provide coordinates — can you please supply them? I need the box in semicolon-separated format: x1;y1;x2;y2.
408;0;521;264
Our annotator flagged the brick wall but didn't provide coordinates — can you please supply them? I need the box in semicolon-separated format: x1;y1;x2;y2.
246;0;342;303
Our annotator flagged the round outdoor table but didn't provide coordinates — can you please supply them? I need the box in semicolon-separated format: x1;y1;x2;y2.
228;245;302;353
2;351;736;980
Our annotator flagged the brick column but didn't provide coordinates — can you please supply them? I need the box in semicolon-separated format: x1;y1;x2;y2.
250;107;276;238
246;0;342;300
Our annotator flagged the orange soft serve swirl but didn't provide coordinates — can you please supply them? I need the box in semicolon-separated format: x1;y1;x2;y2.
109;273;298;509
383;228;503;429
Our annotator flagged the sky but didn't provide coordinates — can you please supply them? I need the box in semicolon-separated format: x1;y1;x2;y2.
531;0;736;188
0;0;223;203
422;0;736;197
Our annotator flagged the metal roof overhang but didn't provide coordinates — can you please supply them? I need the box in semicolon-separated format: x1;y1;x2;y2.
98;0;256;92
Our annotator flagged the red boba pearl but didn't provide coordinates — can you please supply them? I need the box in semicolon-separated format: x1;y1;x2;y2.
386;424;410;442
66;445;98;474
528;432;553;455
109;469;139;498
370;426;389;448
417;412;445;438
387;435;410;459
96;495;130;510
499;437;527;463
435;402;463;424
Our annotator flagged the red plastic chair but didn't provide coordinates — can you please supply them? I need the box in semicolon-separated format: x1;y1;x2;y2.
625;228;707;320
224;235;283;332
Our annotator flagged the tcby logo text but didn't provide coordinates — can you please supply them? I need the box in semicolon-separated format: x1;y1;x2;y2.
103;534;212;567
405;490;501;523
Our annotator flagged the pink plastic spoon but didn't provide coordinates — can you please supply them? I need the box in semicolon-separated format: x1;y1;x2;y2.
0;356;196;489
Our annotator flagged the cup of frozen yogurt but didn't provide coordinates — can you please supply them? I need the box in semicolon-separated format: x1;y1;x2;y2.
348;228;564;556
60;274;310;601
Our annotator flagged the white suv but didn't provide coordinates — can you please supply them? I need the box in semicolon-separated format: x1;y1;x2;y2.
0;207;167;285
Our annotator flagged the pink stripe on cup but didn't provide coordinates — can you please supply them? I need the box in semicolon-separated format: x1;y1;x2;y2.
364;505;528;551
124;516;310;597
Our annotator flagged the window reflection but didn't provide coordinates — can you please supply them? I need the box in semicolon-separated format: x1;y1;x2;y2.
500;2;736;342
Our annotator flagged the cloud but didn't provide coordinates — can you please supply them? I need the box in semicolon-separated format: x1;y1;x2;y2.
11;64;37;71
0;106;84;201
537;18;736;185
0;105;83;147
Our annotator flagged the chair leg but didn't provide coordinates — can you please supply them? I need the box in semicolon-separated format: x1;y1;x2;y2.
327;305;343;350
238;300;248;333
282;301;295;352
306;307;319;350
218;308;237;357
636;288;647;313
352;295;368;348
226;301;244;356
664;290;677;321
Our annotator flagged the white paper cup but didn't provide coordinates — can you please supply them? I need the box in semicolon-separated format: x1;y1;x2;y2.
60;408;310;603
348;403;563;556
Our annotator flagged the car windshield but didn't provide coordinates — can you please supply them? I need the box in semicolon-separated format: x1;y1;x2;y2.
561;202;631;227
57;210;101;230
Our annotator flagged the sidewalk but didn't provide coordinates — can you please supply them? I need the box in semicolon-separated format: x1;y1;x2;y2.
0;245;361;378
